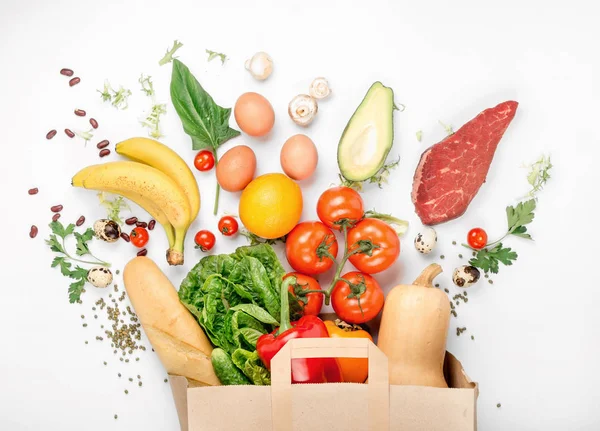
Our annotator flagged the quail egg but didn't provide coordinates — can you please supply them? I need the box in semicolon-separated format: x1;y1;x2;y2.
414;227;437;254
93;219;121;242
452;265;481;288
87;266;113;288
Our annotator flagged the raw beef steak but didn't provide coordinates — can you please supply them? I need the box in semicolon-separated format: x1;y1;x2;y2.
412;101;518;225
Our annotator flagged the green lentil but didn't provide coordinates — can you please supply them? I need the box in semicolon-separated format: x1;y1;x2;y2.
114;414;118;419
452;241;457;245
440;255;445;259
164;378;168;383
124;390;128;395
497;403;501;408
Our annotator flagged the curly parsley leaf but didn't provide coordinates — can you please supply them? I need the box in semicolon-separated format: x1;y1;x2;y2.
506;199;536;239
159;40;184;66
206;49;227;64
68;278;86;304
526;155;552;198
74;229;95;257
47;221;109;303
469;243;518;274
340;156;401;191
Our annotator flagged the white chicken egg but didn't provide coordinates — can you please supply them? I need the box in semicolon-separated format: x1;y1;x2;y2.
414;227;437;254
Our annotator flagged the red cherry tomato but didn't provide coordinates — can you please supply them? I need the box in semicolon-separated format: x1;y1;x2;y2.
467;228;488;250
218;216;239;236
194;150;215;171
284;272;323;316
347;218;400;274
331;272;384;324
130;227;149;248
316;186;364;230
194;230;216;252
285;221;338;275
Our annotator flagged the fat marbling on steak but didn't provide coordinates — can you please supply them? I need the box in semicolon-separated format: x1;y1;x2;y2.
412;101;519;225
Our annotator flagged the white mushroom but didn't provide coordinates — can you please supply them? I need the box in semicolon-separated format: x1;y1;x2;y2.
414;227;437;254
87;266;113;288
244;52;273;81
452;265;481;288
288;94;318;126
309;77;332;100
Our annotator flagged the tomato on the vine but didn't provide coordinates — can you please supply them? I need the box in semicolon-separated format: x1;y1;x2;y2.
194;230;216;252
218;216;239;236
130;227;149;248
467;227;488;250
285;221;338;275
284;272;323;316
331;271;384;324
316;186;364;230
347;218;400;274
194;150;215;172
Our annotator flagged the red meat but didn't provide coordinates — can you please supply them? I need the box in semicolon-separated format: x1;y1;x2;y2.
412;101;519;225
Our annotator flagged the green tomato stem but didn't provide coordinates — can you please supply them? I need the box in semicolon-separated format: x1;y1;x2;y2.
324;226;352;306
213;151;220;216
277;276;297;335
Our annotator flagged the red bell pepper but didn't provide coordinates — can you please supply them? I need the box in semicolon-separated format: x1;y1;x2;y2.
257;276;343;384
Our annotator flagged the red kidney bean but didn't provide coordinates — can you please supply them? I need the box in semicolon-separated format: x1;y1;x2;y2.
29;225;38;238
52;213;61;222
46;130;57;140
74;109;86;117
120;233;131;242
90;118;99;129
96;140;109;149
50;205;63;213
148;220;156;230
28;188;39;195
69;77;81;87
76;216;85;227
136;221;147;228
137;248;148;257
99;149;111;158
60;68;74;77
65;129;75;138
125;217;138;225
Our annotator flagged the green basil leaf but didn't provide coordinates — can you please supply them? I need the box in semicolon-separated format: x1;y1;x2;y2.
170;59;240;151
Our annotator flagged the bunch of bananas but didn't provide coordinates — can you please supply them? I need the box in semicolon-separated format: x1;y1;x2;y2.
72;137;200;265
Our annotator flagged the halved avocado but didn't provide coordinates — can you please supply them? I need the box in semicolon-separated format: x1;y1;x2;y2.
337;82;395;181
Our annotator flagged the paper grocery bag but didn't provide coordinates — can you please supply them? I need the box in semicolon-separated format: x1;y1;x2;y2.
170;338;477;431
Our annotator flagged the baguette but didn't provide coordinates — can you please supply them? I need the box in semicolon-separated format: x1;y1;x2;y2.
123;256;220;386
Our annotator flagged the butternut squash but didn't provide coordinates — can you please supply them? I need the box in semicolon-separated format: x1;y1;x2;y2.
377;263;450;388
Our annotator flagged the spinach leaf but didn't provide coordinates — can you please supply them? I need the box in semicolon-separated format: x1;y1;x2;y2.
229;256;280;319
230;304;279;326
170;59;240;151
233;244;285;299
231;349;271;386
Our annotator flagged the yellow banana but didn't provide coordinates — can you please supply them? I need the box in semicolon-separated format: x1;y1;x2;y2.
104;189;176;247
72;161;191;265
116;137;200;222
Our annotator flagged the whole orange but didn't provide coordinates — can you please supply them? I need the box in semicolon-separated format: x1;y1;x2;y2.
239;173;303;239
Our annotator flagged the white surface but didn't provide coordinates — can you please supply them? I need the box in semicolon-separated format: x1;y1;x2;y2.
0;0;598;430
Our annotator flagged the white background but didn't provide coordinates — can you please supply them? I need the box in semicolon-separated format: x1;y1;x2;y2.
1;0;598;430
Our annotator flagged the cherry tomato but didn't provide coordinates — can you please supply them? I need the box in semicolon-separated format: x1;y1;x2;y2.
284;272;323;316
285;221;338;275
130;227;149;248
194;150;215;171
316;186;364;230
467;227;488;250
347;218;400;274
218;216;239;236
331;272;384;324
194;230;216;252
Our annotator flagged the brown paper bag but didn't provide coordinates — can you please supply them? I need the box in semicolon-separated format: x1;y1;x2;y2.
170;338;477;431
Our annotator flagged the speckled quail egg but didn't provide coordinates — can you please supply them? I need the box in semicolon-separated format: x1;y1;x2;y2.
414;227;437;254
93;219;121;242
452;265;481;288
87;266;113;288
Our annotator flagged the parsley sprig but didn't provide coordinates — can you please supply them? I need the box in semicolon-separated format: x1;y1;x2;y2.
206;49;227;65
340;156;401;191
525;155;552;198
46;221;110;303
464;199;536;274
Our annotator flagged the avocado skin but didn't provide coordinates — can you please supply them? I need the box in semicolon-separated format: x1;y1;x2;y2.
337;81;395;182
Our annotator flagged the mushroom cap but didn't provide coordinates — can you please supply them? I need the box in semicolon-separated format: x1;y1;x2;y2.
288;94;318;126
